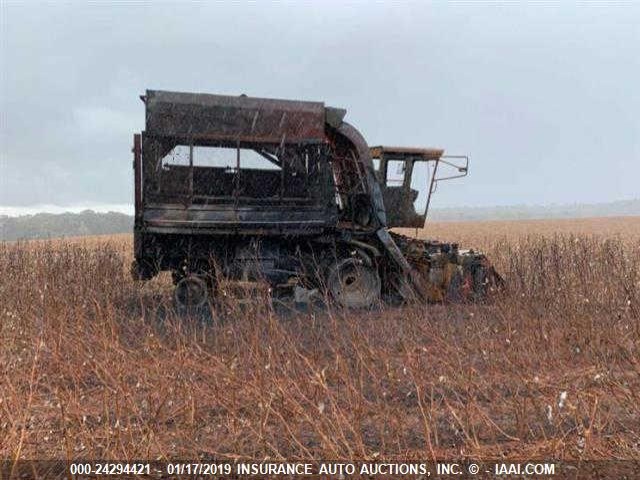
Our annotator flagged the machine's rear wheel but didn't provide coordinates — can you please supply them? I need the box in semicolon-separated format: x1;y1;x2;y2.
326;258;381;309
174;275;209;309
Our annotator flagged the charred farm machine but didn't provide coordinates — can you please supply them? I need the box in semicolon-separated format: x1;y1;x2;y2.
131;90;500;308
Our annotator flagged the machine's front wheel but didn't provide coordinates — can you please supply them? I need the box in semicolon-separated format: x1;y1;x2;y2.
326;257;381;309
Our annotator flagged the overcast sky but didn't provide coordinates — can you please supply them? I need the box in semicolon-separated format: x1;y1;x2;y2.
1;1;638;209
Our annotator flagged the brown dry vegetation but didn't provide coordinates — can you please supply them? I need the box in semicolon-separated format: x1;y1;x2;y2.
401;215;640;251
1;217;639;462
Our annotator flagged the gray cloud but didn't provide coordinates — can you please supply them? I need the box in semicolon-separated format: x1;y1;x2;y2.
1;2;638;207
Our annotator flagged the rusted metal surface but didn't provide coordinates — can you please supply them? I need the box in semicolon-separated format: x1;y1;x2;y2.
369;146;444;160
390;232;504;303
145;90;326;145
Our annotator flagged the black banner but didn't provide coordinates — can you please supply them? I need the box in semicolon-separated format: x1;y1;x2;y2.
2;460;639;479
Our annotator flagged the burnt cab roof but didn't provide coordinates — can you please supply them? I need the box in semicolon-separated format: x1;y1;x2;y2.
143;90;339;145
369;146;444;161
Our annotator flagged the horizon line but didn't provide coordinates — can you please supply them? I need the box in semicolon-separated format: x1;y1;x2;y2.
1;198;638;218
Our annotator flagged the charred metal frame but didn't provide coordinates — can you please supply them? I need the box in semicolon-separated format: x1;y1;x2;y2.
150;140;320;204
131;89;477;305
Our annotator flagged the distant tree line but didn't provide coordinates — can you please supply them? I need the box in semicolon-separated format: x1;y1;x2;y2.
1;200;638;241
0;210;132;241
428;199;640;222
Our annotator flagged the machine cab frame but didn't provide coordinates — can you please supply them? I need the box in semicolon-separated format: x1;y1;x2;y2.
370;146;469;228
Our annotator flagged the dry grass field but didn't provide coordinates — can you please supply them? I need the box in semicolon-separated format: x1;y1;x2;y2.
1;217;639;465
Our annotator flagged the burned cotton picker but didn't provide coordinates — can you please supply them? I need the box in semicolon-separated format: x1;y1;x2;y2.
130;90;501;309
